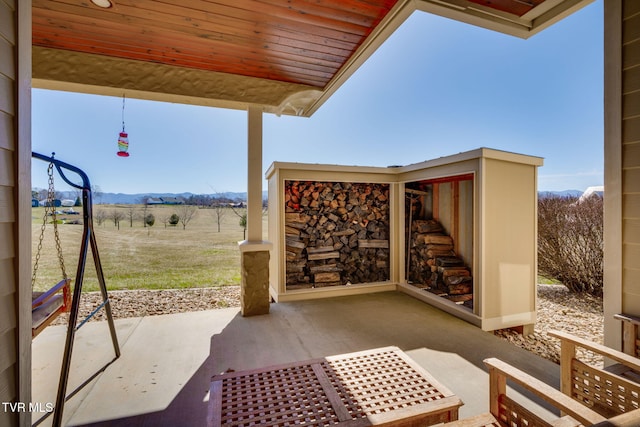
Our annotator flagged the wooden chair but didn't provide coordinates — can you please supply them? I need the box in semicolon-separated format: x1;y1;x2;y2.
548;330;640;418
589;408;640;427
614;313;640;358
444;357;606;427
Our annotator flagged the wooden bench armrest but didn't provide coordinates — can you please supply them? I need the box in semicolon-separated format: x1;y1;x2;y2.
550;415;585;427
483;358;606;426
443;413;499;427
589;408;640;427
614;313;640;357
548;330;640;371
614;313;640;327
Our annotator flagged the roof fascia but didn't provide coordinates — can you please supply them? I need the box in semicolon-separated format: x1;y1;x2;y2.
413;0;595;39
304;0;416;117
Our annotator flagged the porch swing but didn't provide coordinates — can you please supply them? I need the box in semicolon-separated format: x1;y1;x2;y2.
32;152;120;427
31;161;71;337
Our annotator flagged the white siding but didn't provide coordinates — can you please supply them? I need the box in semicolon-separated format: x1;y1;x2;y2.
1;0;31;425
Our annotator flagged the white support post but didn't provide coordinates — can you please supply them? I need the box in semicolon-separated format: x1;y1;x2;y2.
247;106;263;242
238;105;272;316
603;0;623;352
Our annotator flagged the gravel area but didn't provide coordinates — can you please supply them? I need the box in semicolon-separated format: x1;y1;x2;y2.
494;284;604;366
50;286;242;326
51;283;603;366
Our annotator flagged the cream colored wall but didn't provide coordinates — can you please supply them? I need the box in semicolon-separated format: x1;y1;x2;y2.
267;168;282;299
432;180;473;267
479;158;537;327
604;0;640;350
437;182;453;235
621;1;640;317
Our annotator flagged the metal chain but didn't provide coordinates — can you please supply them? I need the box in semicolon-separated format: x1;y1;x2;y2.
31;162;67;288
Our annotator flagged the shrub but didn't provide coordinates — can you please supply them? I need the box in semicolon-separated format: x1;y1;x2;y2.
169;213;179;225
145;213;155;227
538;195;603;296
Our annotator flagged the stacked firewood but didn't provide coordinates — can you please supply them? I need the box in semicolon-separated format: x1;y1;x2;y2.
284;181;390;289
408;219;473;306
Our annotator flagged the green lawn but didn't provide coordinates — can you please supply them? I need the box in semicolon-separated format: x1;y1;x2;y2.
31;205;265;292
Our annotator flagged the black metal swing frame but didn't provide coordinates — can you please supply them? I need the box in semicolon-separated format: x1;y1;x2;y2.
32;152;120;427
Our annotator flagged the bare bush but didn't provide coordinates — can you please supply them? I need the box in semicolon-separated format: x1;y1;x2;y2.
95;209;107;226
538;195;603;296
177;205;197;230
110;209;126;230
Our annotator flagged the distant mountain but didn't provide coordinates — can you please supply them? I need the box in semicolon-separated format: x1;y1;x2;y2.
46;189;582;205
48;191;266;205
538;190;583;199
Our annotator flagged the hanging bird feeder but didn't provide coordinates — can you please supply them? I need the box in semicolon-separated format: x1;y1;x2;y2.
117;132;129;157
117;95;130;157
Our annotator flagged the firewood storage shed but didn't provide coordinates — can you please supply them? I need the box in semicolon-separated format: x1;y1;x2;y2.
266;148;543;332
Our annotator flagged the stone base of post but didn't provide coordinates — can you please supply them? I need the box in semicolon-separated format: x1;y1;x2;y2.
239;241;272;316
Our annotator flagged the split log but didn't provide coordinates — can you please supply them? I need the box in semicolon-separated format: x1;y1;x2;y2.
286;239;306;250
333;229;356;236
425;244;454;252
426;248;456;258
440;267;471;277
286;262;306;273
358;239;389;249
308;251;340;261
444;275;472;285
435;256;465;267
285;225;301;236
413;220;443;233
285;213;309;223
424;234;453;245
314;272;341;283
448;283;473;295
376;260;388;269
309;264;342;273
307;246;336;254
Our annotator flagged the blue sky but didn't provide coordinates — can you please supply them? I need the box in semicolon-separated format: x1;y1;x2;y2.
32;0;603;195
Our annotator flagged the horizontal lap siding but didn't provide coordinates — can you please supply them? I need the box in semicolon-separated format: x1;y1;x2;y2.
622;0;640;314
0;0;18;425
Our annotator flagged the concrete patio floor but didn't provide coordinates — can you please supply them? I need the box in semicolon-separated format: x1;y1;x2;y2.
31;291;561;426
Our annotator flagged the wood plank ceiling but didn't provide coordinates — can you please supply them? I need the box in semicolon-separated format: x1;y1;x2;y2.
32;0;400;89
31;0;585;116
32;0;548;89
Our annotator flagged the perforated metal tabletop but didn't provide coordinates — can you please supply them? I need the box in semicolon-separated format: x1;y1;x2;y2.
208;346;463;426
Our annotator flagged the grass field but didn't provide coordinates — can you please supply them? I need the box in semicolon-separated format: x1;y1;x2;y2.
31;204;266;292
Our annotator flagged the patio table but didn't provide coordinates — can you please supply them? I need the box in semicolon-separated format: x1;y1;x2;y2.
208;346;463;426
